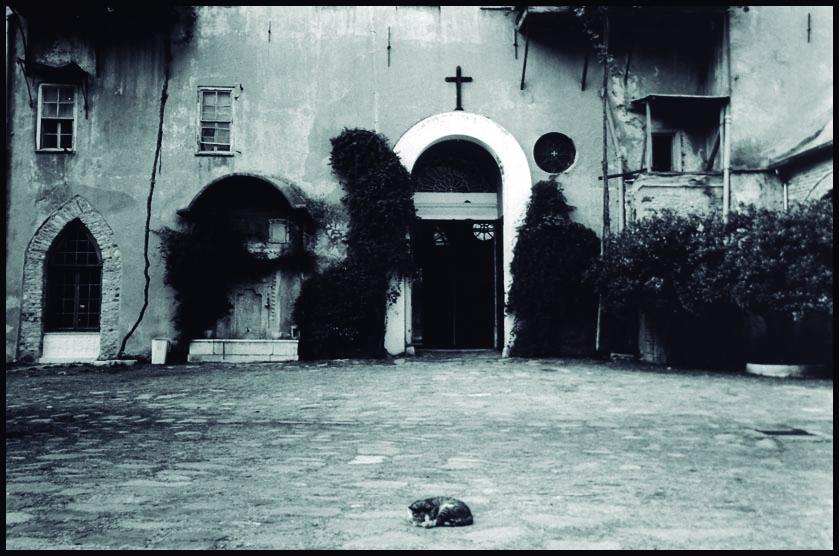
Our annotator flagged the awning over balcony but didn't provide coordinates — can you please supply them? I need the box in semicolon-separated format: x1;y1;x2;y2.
515;6;576;32
629;94;730;116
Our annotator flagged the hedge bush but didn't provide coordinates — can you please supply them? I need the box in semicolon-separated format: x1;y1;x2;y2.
293;129;416;360
590;195;833;367
508;180;600;356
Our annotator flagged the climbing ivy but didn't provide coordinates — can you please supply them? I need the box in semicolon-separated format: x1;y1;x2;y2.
293;129;416;360
508;179;601;357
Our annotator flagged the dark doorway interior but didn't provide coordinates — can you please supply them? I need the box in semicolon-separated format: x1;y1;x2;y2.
413;220;499;349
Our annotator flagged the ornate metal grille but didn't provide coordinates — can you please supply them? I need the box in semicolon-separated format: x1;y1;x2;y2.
412;140;501;193
472;222;495;241
534;132;576;173
45;220;103;331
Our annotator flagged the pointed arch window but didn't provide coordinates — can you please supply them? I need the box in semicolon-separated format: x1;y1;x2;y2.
45;220;103;331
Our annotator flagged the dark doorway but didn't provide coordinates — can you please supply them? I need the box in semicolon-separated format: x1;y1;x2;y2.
413;220;499;349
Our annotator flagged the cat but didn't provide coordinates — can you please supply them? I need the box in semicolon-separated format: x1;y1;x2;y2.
408;496;474;528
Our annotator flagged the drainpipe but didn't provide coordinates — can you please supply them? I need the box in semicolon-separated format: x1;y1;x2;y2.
722;8;733;221
722;105;731;221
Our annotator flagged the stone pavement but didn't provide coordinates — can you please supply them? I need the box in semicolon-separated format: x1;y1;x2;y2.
5;355;833;550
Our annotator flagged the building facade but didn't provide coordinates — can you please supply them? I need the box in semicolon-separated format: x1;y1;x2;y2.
5;5;833;363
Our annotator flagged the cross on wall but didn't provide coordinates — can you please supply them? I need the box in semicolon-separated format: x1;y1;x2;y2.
445;66;473;111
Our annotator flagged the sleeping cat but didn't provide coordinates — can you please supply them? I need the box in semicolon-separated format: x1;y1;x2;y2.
408;496;474;528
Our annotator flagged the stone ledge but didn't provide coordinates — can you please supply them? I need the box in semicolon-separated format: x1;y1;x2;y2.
187;339;298;363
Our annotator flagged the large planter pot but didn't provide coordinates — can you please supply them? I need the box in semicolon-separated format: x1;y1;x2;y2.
745;362;826;378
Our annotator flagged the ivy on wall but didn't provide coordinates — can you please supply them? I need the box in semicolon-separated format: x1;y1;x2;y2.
507;179;601;357
293;129;416;360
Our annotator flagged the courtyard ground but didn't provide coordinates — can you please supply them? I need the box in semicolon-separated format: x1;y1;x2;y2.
5;354;833;550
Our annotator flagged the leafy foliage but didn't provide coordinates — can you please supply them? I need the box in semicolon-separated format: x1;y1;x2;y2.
590;197;833;366
294;260;388;360
726;202;833;321
591;210;732;318
508;180;600;356
294;129;416;360
157;214;315;361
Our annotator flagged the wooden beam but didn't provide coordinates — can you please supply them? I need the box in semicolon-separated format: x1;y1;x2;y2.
705;127;721;171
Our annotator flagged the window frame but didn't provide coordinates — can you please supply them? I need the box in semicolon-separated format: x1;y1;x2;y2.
268;218;289;244
44;220;103;332
651;131;677;172
196;86;235;156
36;83;78;153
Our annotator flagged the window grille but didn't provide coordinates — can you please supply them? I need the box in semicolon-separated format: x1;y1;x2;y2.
198;88;233;153
45;220;103;331
37;84;76;151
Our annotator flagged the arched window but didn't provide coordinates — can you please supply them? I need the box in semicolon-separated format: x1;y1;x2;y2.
44;220;103;331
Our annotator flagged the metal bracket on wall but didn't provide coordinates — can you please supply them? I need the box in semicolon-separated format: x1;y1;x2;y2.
16;59;34;108
82;75;90;119
519;32;530;90
513;28;519;60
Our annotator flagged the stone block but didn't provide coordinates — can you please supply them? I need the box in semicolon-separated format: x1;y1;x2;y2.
225;341;273;355
271;340;298;355
188;341;213;355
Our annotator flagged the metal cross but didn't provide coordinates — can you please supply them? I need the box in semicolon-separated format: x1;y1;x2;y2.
445;65;473;111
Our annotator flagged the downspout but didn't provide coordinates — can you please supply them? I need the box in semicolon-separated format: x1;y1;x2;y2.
722;105;731;221
722;8;732;221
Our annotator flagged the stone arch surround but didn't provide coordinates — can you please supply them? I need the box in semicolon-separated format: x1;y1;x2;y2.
18;196;122;361
385;111;533;356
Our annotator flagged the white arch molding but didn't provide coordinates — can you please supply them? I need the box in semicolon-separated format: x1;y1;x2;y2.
384;111;532;356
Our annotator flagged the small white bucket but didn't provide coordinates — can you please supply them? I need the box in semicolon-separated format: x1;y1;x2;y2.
151;338;170;365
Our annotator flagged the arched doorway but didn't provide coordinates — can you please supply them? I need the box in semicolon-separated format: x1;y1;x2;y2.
18;196;122;363
410;139;502;349
178;174;313;362
385;111;532;356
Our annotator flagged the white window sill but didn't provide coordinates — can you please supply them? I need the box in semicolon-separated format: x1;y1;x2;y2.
196;151;235;157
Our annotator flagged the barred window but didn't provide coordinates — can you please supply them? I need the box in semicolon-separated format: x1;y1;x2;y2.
37;84;76;151
198;87;233;153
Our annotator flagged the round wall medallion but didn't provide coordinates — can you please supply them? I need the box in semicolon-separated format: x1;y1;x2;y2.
533;132;576;173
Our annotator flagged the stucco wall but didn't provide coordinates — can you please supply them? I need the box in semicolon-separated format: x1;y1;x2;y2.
6;6;608;360
6;6;832;361
729;5;833;167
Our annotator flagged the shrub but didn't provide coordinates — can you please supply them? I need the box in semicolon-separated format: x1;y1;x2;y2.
726;201;833;322
294;129;416;360
293;260;388;360
725;200;833;363
508;180;600;356
590;196;833;367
